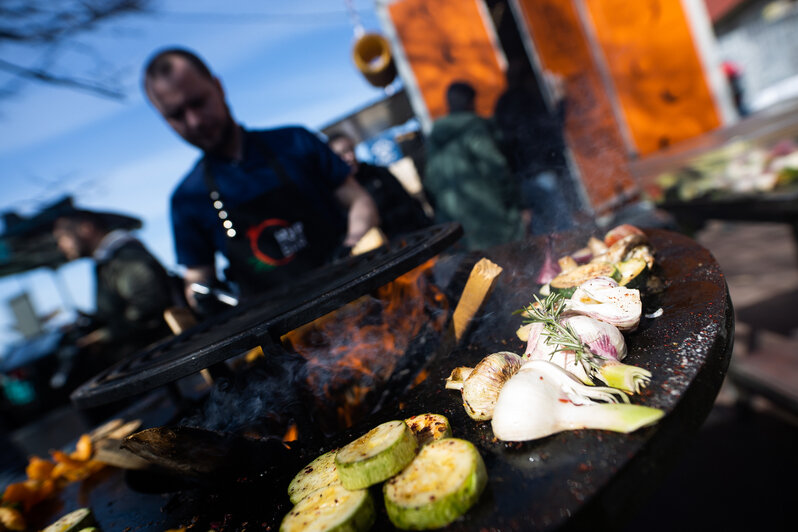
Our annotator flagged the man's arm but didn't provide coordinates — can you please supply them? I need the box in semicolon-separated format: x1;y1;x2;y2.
334;175;380;247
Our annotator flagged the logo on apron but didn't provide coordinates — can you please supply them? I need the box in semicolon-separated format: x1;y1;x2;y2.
246;218;308;266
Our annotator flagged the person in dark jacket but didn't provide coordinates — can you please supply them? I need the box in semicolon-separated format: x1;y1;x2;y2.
327;132;431;239
493;61;575;235
52;210;175;365
423;81;526;250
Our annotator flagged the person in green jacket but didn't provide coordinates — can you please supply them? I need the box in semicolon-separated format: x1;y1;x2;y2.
423;81;526;250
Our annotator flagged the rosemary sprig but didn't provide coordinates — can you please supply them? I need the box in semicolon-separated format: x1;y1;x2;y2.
519;293;604;377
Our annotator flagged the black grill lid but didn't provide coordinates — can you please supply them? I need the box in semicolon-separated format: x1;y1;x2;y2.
71;223;462;409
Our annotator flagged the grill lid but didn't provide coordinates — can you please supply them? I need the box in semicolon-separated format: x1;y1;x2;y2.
71;223;462;409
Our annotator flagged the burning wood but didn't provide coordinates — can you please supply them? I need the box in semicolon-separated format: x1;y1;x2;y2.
452;258;503;343
284;259;448;434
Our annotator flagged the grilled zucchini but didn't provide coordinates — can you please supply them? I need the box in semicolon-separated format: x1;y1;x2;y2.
41;508;98;532
288;449;341;505
280;484;375;532
384;438;487;530
616;257;649;290
335;420;418;490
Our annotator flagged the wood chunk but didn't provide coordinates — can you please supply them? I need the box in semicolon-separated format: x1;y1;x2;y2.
351;226;388;255
88;418;125;442
452;258;503;343
164;307;214;384
93;438;151;470
163;306;197;334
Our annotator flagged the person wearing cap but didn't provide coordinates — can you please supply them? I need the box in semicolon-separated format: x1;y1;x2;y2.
423;81;526;250
52;210;175;364
327;132;432;240
142;48;379;310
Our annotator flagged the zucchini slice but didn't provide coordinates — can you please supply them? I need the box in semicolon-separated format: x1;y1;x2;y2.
335;420;418;490
384;438;487;530
404;414;452;447
41;508;97;532
616;257;648;289
288;449;341;505
280;484;375;532
550;262;619;296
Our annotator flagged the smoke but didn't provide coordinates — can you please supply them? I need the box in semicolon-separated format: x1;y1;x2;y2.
180;350;309;438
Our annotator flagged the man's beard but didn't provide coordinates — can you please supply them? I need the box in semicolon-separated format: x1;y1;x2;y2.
204;116;237;157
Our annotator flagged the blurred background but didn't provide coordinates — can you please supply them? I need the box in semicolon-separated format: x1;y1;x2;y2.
0;0;797;527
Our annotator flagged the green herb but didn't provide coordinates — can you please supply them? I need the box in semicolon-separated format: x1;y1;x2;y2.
519;293;604;377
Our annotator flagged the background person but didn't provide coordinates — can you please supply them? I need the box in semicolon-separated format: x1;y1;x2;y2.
423;81;527;250
493;62;575;235
52;210;176;365
327;132;431;239
143;48;379;310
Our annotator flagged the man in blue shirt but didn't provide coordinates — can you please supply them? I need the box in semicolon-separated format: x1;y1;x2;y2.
143;48;379;310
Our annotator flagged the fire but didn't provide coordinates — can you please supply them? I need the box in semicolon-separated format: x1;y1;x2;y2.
283;259;447;434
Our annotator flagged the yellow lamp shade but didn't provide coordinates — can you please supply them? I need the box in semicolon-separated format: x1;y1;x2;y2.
353;33;397;88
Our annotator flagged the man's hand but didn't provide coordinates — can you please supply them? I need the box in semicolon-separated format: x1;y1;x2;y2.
183;265;217;312
334;175;380;247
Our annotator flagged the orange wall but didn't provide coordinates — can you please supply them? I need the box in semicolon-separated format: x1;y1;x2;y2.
388;0;506;120
584;0;722;156
515;0;638;212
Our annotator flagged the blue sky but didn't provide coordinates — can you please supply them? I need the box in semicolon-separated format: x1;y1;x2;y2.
0;1;394;349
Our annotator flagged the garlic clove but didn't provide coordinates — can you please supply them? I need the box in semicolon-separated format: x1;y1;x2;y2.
445;366;474;391
461;352;523;421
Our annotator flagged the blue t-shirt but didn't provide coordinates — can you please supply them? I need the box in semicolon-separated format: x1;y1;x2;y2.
170;126;350;267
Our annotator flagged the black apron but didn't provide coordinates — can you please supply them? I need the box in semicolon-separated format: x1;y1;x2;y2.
203;136;344;295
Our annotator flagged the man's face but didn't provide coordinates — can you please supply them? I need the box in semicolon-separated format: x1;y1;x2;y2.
329;137;359;172
146;57;234;154
53;220;90;261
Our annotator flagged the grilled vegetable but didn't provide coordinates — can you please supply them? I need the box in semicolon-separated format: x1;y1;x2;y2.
280;484;375;532
288;449;341;505
444;366;473;389
445;352;523;421
587;236;608;256
616;257;649;289
384;438;487;530
603;224;645;247
550;262;619;298
626;245;655;270
492;361;663;442
41;508;98;532
335;420;418;490
0;507;25;532
404;414;452;447
564;277;642;332
557;255;578;274
523;311;652;394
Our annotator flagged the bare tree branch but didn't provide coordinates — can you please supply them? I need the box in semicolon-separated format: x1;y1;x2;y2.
0;57;125;99
0;0;150;100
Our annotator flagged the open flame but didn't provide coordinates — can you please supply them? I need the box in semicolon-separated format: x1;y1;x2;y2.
283;259;448;434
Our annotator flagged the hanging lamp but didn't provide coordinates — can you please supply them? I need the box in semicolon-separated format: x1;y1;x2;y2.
346;0;397;88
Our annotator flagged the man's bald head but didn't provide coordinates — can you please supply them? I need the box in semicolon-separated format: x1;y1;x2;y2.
143;48;213;98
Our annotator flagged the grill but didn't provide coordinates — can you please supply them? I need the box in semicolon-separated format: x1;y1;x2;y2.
51;227;733;532
70;223;463;409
